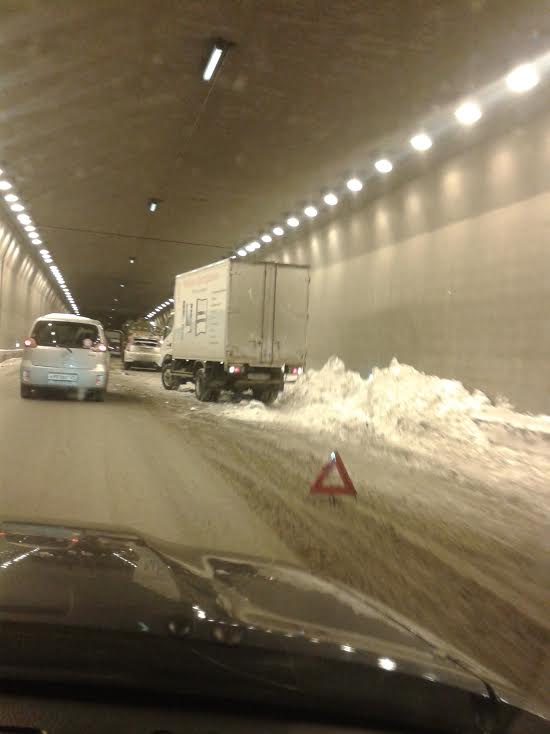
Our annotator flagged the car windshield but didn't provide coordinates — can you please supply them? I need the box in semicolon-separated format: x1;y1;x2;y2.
32;321;100;348
1;3;549;729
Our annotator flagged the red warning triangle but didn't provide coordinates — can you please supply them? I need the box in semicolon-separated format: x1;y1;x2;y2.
310;451;357;496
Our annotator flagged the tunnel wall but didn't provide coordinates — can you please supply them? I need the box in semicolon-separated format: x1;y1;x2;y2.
273;110;550;414
0;211;65;362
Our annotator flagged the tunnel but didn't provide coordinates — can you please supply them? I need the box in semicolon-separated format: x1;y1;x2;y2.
0;3;549;731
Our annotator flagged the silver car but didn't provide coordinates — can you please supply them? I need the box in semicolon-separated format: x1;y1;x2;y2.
20;313;110;401
123;334;161;370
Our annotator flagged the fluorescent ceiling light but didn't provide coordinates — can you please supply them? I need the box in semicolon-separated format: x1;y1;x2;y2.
4;193;18;203
17;213;31;224
304;205;318;217
506;63;539;93
454;100;482;125
0;180;12;191
237;248;247;256
10;203;24;212
410;133;432;151
261;234;272;243
272;226;284;236
148;198;159;213
375;159;393;173
25;226;36;232
323;193;338;206
346;178;363;192
31;239;42;245
245;241;260;252
203;43;224;81
39;249;49;255
287;217;299;228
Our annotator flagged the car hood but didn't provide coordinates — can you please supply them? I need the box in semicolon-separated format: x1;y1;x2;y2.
0;520;547;729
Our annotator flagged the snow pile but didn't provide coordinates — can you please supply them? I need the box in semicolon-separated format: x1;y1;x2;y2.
275;357;491;450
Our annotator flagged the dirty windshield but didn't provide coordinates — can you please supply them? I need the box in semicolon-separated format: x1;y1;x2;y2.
0;1;549;730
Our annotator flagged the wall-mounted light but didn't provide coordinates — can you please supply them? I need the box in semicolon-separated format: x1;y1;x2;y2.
410;133;432;151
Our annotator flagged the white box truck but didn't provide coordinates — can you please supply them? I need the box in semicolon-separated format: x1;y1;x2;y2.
160;259;309;403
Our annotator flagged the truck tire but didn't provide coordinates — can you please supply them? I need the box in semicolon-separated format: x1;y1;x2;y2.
252;387;279;405
161;362;178;390
20;383;31;399
95;390;106;402
123;362;131;371
195;368;215;402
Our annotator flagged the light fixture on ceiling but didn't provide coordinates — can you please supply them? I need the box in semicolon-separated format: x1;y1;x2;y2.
10;203;25;212
304;205;318;217
148;198;160;213
346;178;363;192
4;193;18;202
203;40;226;82
272;226;284;236
323;192;338;206
120;283;125;288
17;213;31;224
506;63;539;93
31;238;42;245
261;234;272;243
375;158;393;173
410;132;432;151
237;248;247;257
245;241;260;252
287;216;299;227
0;180;12;191
454;100;482;125
129;256;136;264
24;225;36;232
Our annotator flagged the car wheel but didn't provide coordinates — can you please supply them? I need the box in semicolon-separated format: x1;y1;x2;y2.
123;362;131;370
20;383;32;399
253;388;278;405
195;368;214;402
161;363;178;390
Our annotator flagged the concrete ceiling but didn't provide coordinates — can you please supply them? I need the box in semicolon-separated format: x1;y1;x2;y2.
0;0;548;324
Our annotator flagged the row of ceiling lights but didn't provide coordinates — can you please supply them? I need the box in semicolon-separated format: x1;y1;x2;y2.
144;59;543;320
0;169;79;315
234;61;541;258
145;298;174;320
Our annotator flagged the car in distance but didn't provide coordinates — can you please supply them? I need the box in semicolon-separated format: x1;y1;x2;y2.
105;329;123;357
20;313;110;401
123;333;162;371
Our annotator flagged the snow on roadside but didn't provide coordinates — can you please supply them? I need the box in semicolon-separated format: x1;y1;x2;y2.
0;357;21;369
220;357;550;491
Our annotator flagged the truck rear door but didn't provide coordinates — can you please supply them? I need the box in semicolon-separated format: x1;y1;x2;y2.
272;265;309;365
226;262;266;364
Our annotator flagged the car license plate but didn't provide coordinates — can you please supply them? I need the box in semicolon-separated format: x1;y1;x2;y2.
248;373;269;381
48;373;78;383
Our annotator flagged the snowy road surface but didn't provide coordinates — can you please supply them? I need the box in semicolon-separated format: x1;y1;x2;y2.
1;359;548;705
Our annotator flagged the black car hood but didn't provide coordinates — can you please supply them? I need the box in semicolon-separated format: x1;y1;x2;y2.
0;520;547;731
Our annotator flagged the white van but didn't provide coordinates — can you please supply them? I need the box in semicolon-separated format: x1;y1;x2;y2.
20;313;110;401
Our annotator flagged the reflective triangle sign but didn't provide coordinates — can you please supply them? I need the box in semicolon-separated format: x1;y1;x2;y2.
310;451;357;496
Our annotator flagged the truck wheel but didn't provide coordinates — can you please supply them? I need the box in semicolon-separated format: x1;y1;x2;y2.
253;388;278;405
161;363;178;390
195;368;214;402
95;390;106;402
20;383;32;399
123;362;131;371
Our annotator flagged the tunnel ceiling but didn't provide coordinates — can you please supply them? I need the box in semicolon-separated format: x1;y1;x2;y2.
0;0;548;324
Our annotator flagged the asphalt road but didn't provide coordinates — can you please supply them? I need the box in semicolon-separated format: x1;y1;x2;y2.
0;360;294;563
